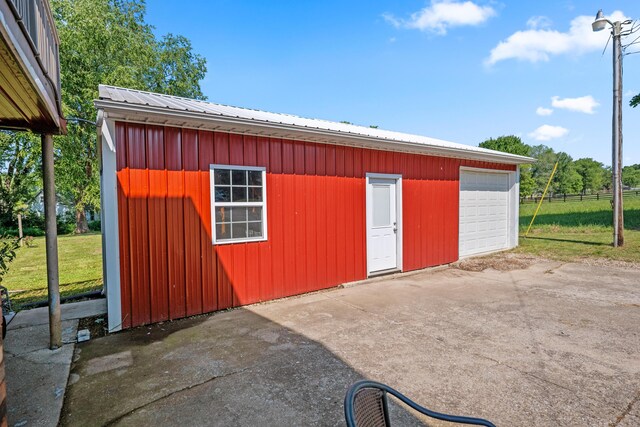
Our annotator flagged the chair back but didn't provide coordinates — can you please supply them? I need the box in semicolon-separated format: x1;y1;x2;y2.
350;387;390;427
344;380;496;427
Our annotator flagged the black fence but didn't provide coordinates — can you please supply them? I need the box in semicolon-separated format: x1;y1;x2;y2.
520;190;640;204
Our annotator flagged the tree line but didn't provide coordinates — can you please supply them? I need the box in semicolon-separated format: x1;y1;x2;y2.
480;135;640;198
0;0;207;235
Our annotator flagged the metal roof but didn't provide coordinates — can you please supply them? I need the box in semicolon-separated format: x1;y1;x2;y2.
95;85;534;165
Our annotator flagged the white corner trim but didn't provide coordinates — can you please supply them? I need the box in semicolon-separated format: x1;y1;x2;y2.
101;114;116;152
512;166;520;248
100;118;122;332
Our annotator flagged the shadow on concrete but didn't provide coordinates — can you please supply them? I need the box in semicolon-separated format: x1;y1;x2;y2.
523;236;611;246
60;308;427;426
520;208;640;229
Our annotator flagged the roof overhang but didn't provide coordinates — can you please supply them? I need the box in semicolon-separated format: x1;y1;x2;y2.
0;0;64;133
95;99;534;165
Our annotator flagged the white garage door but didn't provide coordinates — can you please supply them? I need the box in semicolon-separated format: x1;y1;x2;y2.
459;170;510;257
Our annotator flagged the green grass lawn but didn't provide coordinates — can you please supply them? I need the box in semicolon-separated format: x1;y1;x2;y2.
3;233;103;309
516;196;640;263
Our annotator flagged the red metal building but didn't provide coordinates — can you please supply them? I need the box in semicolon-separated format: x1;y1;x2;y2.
96;85;532;331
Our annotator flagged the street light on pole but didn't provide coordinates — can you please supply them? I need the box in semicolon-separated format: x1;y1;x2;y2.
592;9;632;247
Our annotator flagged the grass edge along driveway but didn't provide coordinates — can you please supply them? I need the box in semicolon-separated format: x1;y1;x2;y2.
517;197;640;264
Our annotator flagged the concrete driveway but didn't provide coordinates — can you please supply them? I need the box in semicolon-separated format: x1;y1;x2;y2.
60;257;640;426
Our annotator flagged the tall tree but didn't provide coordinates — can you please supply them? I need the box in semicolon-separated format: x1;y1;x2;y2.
573;158;606;194
479;135;531;157
631;93;639;108
602;166;612;191
0;132;41;228
52;0;207;232
530;144;556;194
479;135;535;197
553;152;582;194
622;166;640;188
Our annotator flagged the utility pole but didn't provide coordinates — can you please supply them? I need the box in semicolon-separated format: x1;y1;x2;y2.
41;133;61;349
612;21;624;247
592;10;632;247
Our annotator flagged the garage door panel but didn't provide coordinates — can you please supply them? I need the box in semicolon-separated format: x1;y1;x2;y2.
459;170;510;257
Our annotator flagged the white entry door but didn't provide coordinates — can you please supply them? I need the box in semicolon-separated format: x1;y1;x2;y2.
367;176;399;274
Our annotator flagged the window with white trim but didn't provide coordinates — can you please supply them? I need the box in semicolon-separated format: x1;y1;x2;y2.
210;165;267;244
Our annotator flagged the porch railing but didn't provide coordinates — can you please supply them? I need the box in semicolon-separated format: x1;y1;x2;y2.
6;0;61;105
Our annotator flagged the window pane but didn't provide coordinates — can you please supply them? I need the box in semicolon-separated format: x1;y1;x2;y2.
214;169;230;185
215;186;231;202
215;207;228;223
212;167;266;243
248;187;262;202
216;223;231;240
231;207;247;222
247;207;262;221
248;221;262;237
232;170;247;185
248;170;262;186
232;186;247;202
372;184;391;227
232;222;247;238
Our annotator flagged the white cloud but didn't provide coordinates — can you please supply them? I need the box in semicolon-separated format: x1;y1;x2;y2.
536;107;553;116
486;10;628;65
526;16;552;30
528;125;569;141
384;1;496;35
551;95;599;114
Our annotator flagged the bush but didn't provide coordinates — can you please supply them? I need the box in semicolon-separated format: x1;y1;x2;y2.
21;212;45;230
0;227;45;237
88;220;101;232
0;228;16;237
0;234;20;286
23;227;45;237
57;221;75;235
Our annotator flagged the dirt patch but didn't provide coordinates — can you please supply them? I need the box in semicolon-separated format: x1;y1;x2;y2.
454;252;540;272
78;314;109;340
576;257;640;270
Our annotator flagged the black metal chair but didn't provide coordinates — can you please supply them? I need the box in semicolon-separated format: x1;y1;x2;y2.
344;380;496;427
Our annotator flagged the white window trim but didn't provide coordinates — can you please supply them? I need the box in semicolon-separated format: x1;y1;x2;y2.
210;164;268;245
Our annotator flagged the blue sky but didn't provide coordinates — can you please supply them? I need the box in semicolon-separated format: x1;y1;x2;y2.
146;1;640;166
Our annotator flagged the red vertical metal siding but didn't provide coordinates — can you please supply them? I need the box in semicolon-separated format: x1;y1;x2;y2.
256;137;272;302
213;132;232;309
115;123;516;328
182;129;203;316
115;123;131;329
146;125;169;323
198;130;218;313
165;127;186;320
126;124;151;326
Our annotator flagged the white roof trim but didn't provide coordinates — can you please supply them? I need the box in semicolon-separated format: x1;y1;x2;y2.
94;85;534;165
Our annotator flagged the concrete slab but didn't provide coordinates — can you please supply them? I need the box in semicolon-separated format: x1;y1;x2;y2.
8;298;107;330
60;261;640;426
4;299;107;427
